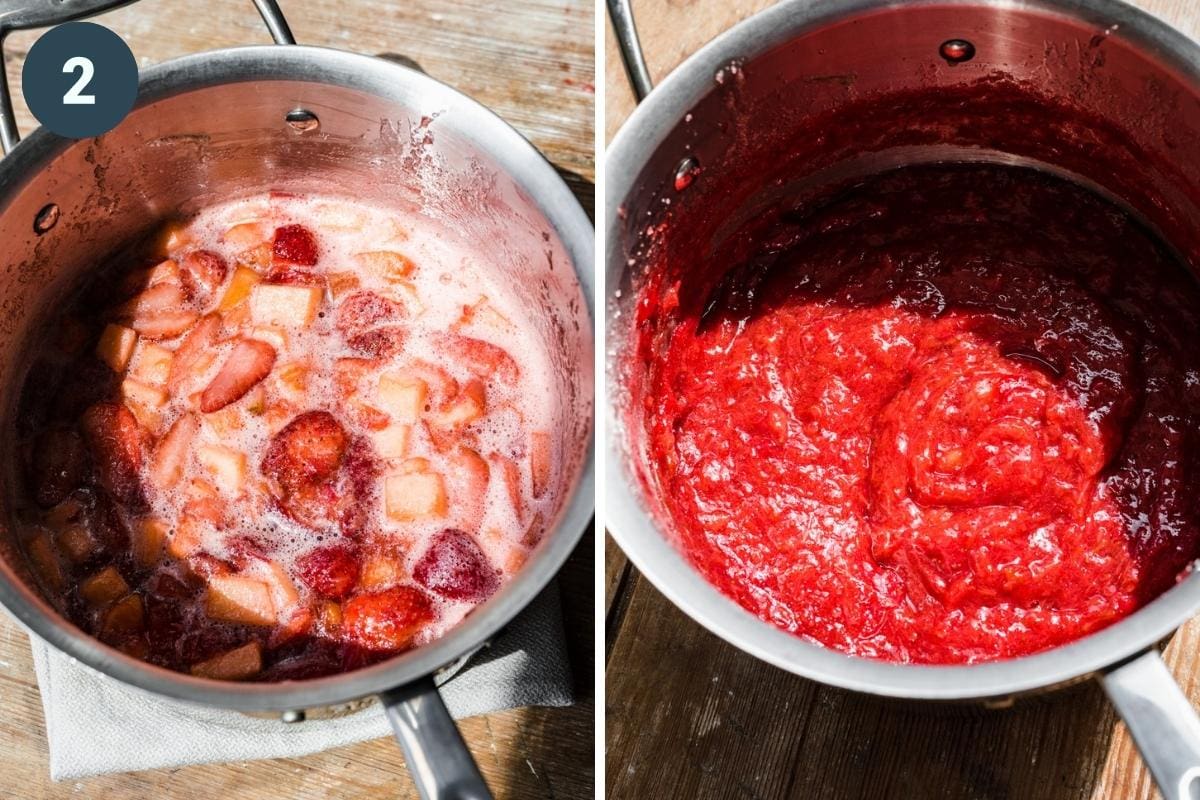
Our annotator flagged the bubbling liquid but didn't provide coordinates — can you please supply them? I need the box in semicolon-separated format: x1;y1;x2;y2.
16;192;561;680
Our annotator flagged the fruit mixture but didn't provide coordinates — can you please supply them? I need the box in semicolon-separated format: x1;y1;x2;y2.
638;163;1200;664
16;193;558;681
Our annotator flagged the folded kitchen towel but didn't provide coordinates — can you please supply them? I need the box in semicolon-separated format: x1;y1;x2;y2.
28;582;573;780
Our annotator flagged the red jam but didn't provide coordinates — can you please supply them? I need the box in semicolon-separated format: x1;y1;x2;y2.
641;163;1200;664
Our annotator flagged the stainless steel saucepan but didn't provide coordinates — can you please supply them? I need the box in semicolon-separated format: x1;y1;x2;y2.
606;0;1200;797
0;1;594;797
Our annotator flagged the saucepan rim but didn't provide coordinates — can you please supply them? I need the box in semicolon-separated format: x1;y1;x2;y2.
0;43;595;712
604;0;1200;700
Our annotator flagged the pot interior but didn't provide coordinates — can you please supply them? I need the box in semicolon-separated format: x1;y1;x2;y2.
0;52;593;705
608;0;1200;688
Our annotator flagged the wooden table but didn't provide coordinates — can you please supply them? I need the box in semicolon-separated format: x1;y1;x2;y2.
0;1;594;798
604;1;1200;798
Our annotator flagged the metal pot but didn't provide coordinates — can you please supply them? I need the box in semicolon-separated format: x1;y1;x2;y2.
605;0;1200;797
0;2;594;798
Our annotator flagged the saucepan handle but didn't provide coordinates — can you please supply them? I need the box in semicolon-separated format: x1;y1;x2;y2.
1100;649;1200;800
606;0;653;102
380;676;493;800
0;0;295;153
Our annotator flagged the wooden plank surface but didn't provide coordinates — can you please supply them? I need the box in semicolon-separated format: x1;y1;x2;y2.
0;1;594;798
604;1;1200;799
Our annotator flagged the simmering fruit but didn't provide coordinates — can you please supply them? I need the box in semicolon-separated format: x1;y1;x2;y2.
16;193;560;680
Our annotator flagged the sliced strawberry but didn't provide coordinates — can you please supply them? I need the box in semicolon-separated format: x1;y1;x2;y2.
296;545;360;599
447;446;489;528
413;528;499;602
118;283;199;340
336;291;403;336
149;413;198;490
199;338;276;413
440;334;519;383
86;488;133;557
342;585;435;651
180;250;228;306
338;437;378;539
168;314;222;390
225;533;272;567
347;326;406;360
272;224;319;267
80;402;146;507
261;411;349;491
31;428;87;508
264;266;323;286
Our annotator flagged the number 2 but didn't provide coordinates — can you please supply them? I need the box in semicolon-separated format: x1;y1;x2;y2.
62;57;96;105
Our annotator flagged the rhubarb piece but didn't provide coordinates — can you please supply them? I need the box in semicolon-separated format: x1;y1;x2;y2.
343;585;434;651
359;553;406;590
530;431;552;499
44;498;84;528
327;271;360;300
190;641;262;681
130;342;174;387
354;250;416;282
101;594;145;638
222;221;269;250
218;265;262;311
384;470;447;522
80;565;130;607
132;518;168;566
448;446;489;527
491;453;524;523
413;528;500;602
249;284;323;327
434;379;486;431
457;296;514;334
55;524;95;564
296;545;360;599
31;428;86;508
26;532;64;590
166;518;205;559
199;338;276;413
80;402;145;507
272;224;319;266
96;324;137;372
248;325;288;352
204;574;276;626
147;258;181;285
370;423;410;460
196;444;247;496
149;413;198;489
377;373;428;422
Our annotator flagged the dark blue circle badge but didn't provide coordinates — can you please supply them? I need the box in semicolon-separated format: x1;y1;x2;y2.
21;22;138;139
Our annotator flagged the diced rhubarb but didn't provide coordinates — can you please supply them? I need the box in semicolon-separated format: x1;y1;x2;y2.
80;566;130;607
166;518;205;559
222;221;269;250
31;428;86;508
196;444;247;496
342;585;434;651
180;250;228;305
130;342;174;387
354;250;416;282
133;518;168;566
358;553;406;590
327;271;360;300
272;224;319;266
26;532;63;590
413;528;500;602
248;325;288;352
491;453;524;523
530;431;552;499
155;222;191;254
80;402;146;507
168;314;222;390
204;575;276;626
384;471;447;522
319;600;343;629
457;296;515;334
377;373;427;422
218;265;262;312
44;498;83;528
273;362;308;400
295;545;360;599
123;377;169;411
96;324;137;372
102;594;144;638
370;423;410;460
147;258;181;286
149;413;198;489
190;641;263;681
257;559;302;613
55;524;95;564
448;446;489;527
199;338;276;413
435;380;486;431
204;406;245;437
249;284;323;327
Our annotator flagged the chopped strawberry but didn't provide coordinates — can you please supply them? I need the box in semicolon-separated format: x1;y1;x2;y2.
264;267;323;286
80;403;146;507
262;411;348;491
413;528;500;602
338;437;378;539
347;326;406;360
226;534;272;567
186;551;236;580
168;314;221;390
199;338;277;413
296;545;360;599
440;333;519;383
149;414;198;489
342;585;435;651
272;224;319;267
336;291;403;336
261;637;343;681
180;250;228;305
31;428;86;508
85;489;133;558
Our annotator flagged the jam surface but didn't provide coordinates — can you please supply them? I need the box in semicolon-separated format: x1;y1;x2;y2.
642;163;1200;664
17;194;558;680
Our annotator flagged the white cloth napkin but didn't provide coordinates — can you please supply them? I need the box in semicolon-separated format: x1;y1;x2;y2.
29;583;573;780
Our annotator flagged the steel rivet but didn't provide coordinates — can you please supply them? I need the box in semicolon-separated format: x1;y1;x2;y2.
939;39;976;65
285;109;320;133
674;156;701;192
33;203;60;235
281;709;306;723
